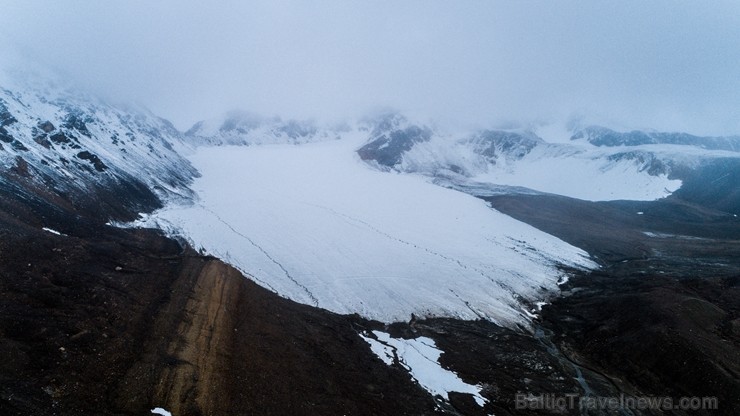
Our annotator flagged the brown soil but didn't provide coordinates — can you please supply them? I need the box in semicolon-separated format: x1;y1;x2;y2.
113;253;441;416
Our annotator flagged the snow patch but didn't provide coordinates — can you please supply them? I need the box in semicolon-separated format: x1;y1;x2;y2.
42;227;65;236
151;408;172;416
361;330;489;408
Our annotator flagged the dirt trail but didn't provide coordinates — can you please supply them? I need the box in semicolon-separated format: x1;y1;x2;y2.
152;259;244;413
110;250;438;416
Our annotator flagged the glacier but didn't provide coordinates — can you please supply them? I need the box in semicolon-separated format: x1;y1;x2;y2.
139;131;596;326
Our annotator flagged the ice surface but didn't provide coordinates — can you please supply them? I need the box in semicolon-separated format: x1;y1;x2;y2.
141;133;595;326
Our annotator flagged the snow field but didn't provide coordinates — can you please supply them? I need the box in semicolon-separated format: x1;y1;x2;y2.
141;133;595;326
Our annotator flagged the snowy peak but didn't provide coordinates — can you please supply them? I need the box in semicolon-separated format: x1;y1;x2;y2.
185;111;266;137
463;130;544;164
356;121;686;201
184;111;343;146
572;125;740;152
356;113;433;168
356;116;548;174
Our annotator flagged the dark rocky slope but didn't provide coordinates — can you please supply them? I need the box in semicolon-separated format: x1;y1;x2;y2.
488;193;740;415
0;183;445;415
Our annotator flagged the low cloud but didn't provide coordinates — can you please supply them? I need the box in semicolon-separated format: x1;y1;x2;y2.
1;1;739;135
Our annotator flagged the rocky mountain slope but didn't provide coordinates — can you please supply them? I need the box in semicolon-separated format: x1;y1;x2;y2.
572;125;740;151
0;76;197;225
357;114;740;206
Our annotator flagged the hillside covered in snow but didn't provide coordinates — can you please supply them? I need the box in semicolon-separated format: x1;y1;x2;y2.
0;73;197;223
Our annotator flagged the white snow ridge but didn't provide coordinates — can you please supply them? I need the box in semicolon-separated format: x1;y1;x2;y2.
140;131;595;327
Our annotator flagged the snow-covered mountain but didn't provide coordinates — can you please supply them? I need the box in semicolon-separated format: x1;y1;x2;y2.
0;73;197;222
572;125;740;151
184;110;345;146
357;114;740;203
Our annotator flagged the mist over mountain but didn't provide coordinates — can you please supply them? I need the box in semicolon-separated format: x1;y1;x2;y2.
2;1;739;134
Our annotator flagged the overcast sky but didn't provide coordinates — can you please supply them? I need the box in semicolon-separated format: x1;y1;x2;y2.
1;1;739;134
